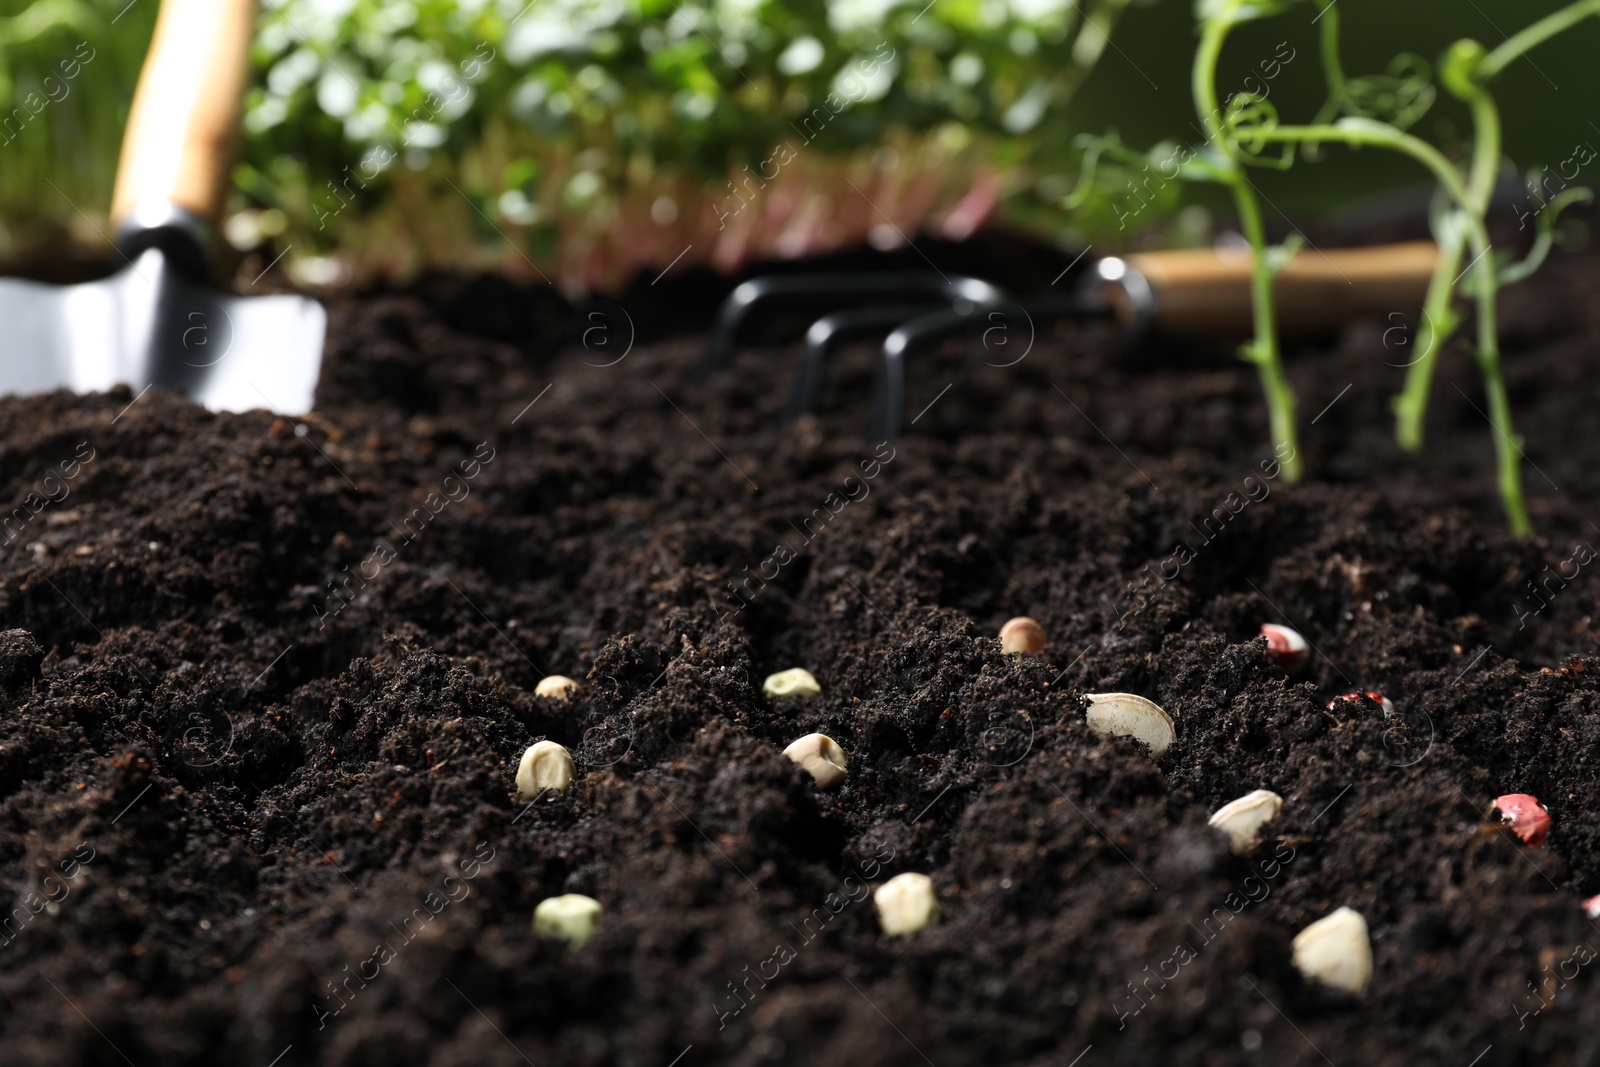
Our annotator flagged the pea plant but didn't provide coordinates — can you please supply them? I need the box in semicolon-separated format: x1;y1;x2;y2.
1076;0;1600;534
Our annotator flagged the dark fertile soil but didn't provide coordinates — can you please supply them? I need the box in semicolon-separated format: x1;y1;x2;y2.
3;227;1600;1067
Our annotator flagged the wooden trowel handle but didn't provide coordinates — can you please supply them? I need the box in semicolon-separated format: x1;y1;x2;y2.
1108;241;1439;338
110;0;258;232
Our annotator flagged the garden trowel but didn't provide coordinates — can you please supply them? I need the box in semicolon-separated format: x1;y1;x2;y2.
0;0;323;415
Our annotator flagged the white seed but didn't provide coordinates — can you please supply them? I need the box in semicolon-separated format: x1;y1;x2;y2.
1085;692;1175;757
1208;789;1284;853
875;872;941;935
535;675;581;700
1291;906;1372;995
782;732;847;789
533;893;601;946
763;667;821;700
516;740;575;800
999;616;1046;655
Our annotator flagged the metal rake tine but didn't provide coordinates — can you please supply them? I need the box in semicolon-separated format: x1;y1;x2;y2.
871;305;993;442
870;289;1117;440
695;273;1011;382
786;305;940;422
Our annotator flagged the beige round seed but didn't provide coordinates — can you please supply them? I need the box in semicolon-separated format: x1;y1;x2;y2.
1085;692;1175;757
1208;789;1283;853
782;732;847;789
1291;906;1372;995
516;740;575;800
875;872;941;935
535;675;581;700
763;667;822;700
533;893;601;946
999;616;1046;655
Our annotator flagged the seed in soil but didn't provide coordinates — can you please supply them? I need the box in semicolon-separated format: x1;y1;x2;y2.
1207;789;1283;853
1084;693;1175;757
1327;690;1396;716
1260;624;1308;670
782;732;847;789
1583;895;1600;919
535;675;581;700
1493;793;1550;846
763;667;821;700
533;894;601;946
1291;906;1373;995
516;740;576;800
999;616;1046;655
876;873;941;935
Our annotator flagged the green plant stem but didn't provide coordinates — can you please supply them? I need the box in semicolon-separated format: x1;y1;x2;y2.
1235;185;1300;479
1500;187;1594;284
1394;86;1498;449
1243;118;1531;534
1193;3;1301;481
1241;117;1478;467
1317;3;1346;107
1465;226;1533;536
1480;0;1600;80
1393;219;1463;451
1308;1;1346;132
1454;77;1531;535
1462;88;1501;214
1240;121;1473;212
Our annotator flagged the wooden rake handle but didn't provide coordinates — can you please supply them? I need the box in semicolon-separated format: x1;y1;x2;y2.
1101;241;1440;338
110;0;258;233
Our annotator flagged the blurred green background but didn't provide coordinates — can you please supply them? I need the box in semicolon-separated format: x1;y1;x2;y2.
2;0;1598;290
1075;0;1600;223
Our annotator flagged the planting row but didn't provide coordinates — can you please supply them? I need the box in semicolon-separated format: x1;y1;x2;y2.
508;617;1584;998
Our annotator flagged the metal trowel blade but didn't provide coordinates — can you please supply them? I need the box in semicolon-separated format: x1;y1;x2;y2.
0;247;324;415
